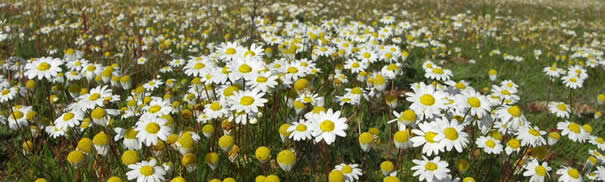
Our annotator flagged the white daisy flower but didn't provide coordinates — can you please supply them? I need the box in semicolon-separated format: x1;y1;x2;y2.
229;88;267;114
0;86;18;102
46;125;67;138
555;166;582;182
476;136;503;154
549;102;570;119
54;110;84;128
288;121;313;141
7;105;33;130
411;156;451;182
436;117;469;153
135;115;172;146
308;109;348;145
75;85;115;111
516;125;547;147
126;159;166;182
143;79;163;92
411;121;444;156
556;121;586;143
24;57;63;80
522;159;551;182
250;72;278;93
406;82;447;119
334;163;363;182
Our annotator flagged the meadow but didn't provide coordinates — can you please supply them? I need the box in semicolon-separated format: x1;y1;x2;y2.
1;0;605;181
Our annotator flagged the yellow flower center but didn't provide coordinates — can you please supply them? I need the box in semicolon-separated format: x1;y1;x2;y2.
11;111;24;119
194;63;205;70
351;87;362;95
443;128;458;140
363;52;371;59
352;62;360;68
320;120;335;132
507;106;521;117
467;97;481;108
557;104;567;111
2;89;10;95
455;82;466;89
570;78;577;83
432;68;444;74
149;105;161;113
394;131;409;142
239;64;252;73
296;124;307;132
287;67;298;73
420;94;436;106
91;108;106;119
501;90;511;95
210;102;222;111
401;110;417;121
145;122;161;134
535;166;547;176
425;162;438;171
89;93;101;101
529;129;541;136
568;168;580;179
424;131;438;143
87;65;96;72
37;62;51;71
596;137;604;144
222;66;230;74
63;113;75;121
225;48;236;55
277;150;296;165
385;52;393;59
485;140;496;148
140;166;154;176
303;97;312;103
387;63;398;71
240;96;255;106
568;123;581;134
125;129;138;139
256;76;268;83
508;139;520;149
342;165;353;174
244;50;256;57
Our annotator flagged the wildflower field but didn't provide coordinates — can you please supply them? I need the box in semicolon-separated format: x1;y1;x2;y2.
1;0;605;181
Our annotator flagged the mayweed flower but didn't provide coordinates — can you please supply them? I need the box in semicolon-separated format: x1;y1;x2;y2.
411;156;450;182
77;137;94;154
201;124;214;138
126;159;166;182
255;146;271;163
277;149;296;172
393;130;411;149
334;163;363;182
308;109;348;145
92;131;110;156
329;170;345;182
358;132;374;152
218;135;234;152
205;152;219;170
66;150;86;167
121;150;139;165
181;153;197;172
556;166;582;182
522;159;551;182
380;161;395;176
279;123;292;142
476;136;503;154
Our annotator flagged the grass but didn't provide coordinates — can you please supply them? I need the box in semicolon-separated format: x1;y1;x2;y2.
1;0;605;181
